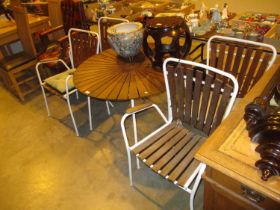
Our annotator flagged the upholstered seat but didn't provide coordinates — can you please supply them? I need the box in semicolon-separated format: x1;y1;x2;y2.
44;68;75;93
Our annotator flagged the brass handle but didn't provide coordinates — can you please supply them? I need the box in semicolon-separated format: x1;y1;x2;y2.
241;184;265;203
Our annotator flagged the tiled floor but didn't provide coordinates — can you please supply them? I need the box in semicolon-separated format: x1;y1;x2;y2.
0;79;204;210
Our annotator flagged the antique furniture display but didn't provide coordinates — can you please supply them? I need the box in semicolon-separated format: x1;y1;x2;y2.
36;28;100;136
244;69;280;181
195;61;280;210
0;6;39;101
120;58;238;210
97;16;129;52
207;35;277;97
0;11;49;47
244;97;280;181
107;22;143;60
142;16;192;68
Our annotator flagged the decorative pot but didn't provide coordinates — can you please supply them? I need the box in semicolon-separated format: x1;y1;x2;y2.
143;16;192;68
107;22;143;60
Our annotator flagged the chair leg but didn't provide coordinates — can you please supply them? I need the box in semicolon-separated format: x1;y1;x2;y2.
127;150;133;186
131;99;140;169
66;94;79;136
41;86;50;116
189;163;206;210
8;71;25;101
75;91;79;100
105;101;111;115
88;96;93;130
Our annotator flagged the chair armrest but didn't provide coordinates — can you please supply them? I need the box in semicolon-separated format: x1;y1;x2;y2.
39;25;64;37
125;103;153;114
35;59;71;85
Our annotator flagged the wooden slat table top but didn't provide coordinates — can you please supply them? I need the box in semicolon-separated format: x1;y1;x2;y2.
73;49;165;101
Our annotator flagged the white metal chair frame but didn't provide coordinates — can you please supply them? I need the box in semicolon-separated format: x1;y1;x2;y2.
36;28;101;136
36;59;80;135
97;17;129;52
121;58;239;210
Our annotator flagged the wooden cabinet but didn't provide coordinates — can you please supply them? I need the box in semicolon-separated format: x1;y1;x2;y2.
204;168;280;210
195;60;280;210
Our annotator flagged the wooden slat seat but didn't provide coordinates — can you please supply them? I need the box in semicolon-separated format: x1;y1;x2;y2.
132;122;206;188
121;58;239;210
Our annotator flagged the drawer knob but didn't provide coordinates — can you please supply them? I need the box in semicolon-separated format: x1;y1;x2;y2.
241;184;265;203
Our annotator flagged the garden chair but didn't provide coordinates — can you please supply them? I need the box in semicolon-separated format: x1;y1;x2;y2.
121;58;238;210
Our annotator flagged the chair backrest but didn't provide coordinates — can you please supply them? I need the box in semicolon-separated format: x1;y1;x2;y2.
97;17;129;52
61;0;88;34
68;28;99;68
163;58;238;136
12;6;37;57
207;35;277;97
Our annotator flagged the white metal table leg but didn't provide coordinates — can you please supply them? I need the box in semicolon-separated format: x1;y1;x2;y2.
131;99;140;169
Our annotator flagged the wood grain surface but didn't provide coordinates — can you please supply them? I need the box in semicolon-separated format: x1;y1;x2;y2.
73;49;165;101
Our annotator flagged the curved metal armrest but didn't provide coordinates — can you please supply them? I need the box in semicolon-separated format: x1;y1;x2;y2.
121;103;169;149
123;103;168;121
35;59;71;85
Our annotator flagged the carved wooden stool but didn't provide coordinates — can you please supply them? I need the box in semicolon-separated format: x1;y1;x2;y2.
142;17;192;68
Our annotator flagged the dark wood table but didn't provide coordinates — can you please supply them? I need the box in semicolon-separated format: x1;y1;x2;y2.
73;49;165;101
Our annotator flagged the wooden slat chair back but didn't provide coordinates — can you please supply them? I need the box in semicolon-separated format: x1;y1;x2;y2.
68;28;99;68
207;35;277;97
121;58;238;210
35;28;100;136
97;17;129;52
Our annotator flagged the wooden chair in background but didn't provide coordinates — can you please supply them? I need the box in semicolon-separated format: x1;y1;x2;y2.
36;28;100;136
97;17;129;52
121;58;238;210
207;35;277;98
0;6;38;101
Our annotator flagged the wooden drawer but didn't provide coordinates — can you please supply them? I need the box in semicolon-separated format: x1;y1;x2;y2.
204;168;280;210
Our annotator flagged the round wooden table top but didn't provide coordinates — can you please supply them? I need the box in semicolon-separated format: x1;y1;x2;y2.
73;49;165;101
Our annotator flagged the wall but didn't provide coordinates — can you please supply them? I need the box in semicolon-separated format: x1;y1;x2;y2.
192;0;280;14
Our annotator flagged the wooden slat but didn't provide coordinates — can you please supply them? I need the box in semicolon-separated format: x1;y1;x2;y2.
239;49;262;96
216;43;226;70
209;84;233;134
191;70;203;126
160;135;201;177
145;128;191;166
138;126;183;160
167;67;178;120
209;43;217;67
176;65;185;121
203;78;223;135
184;67;193;123
196;73;214;130
237;47;253;91
231;46;244;77
224;44;235;74
151;130;196;172
253;53;271;87
176;159;200;187
133;123;176;155
167;135;202;181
